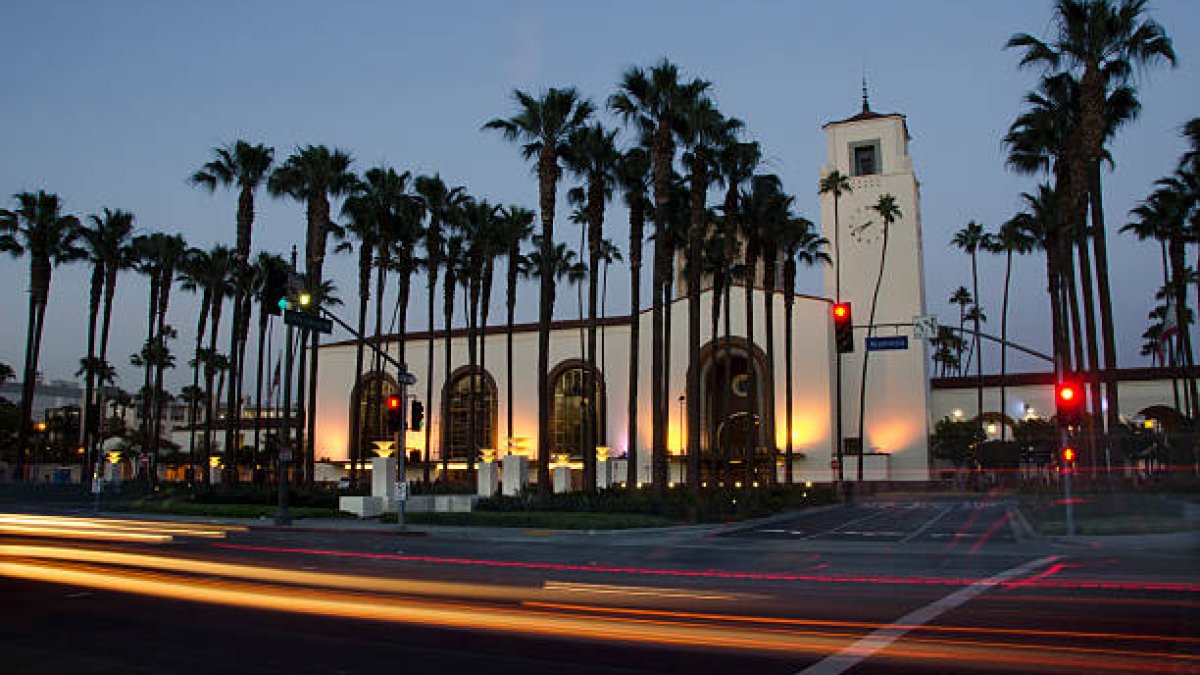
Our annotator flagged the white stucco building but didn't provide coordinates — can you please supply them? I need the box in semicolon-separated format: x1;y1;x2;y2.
313;101;935;487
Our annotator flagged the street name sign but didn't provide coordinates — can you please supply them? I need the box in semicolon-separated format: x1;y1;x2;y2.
284;309;332;334
866;335;909;351
398;372;417;386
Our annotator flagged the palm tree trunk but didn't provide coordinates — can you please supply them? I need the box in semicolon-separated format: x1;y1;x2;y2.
536;153;559;496
94;268;120;467
971;253;982;424
1076;235;1103;474
81;264;103;482
1000;251;1012;442
480;259;494;466
467;272;479;481
650;129;671;493
204;299;223;484
1088;164;1120;466
253;306;268;475
626;210;642;487
17;258;50;480
443;273;456;477
425;268;438;484
305;330;321;487
293;329;309;483
189;293;211;487
506;252;518;456
350;244;371;488
858;228;890;482
762;254;777;484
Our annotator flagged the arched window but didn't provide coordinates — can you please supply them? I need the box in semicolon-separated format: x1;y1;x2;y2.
549;360;605;457
352;372;399;454
440;368;497;461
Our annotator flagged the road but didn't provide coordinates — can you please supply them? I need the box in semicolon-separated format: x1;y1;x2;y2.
1;498;1196;674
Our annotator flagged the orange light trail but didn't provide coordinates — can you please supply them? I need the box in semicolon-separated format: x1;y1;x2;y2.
1;556;1190;673
0;513;245;543
214;543;1200;593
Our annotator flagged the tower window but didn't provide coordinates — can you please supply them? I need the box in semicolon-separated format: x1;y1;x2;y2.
851;141;880;176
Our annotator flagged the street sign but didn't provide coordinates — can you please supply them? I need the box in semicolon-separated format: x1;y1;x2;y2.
866;335;909;351
283;309;332;334
398;372;417;386
912;315;938;340
395;481;408;501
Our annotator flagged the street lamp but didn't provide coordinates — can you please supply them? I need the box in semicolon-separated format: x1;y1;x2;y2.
678;395;686;454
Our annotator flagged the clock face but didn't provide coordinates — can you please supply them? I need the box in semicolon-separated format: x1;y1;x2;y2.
849;201;881;246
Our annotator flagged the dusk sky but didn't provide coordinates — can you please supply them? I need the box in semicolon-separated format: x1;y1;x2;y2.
2;0;1198;391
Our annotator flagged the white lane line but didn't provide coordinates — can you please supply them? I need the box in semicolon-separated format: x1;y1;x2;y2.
899;505;955;543
803;509;889;540
796;555;1058;675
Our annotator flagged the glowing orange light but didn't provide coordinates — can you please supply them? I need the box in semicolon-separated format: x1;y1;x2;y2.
386;396;401;410
1062;447;1076;463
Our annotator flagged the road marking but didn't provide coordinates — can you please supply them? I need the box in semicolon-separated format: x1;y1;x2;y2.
803;509;889;540
796;555;1058;675
900;505;954;543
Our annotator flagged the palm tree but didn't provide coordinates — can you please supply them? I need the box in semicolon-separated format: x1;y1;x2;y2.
341;181;379;485
679;100;741;488
187;245;234;479
498;205;534;448
485;87;595;493
0;192;82;480
856;194;901;482
347;167;417;483
268;145;357;483
136;233;187;478
1127;183;1197;417
75;208;135;479
1009;0;1175;448
819;170;853;301
951;221;986;423
438;234;466;477
414;174;465;483
780;217;829;483
615;148;652;485
190;140;275;485
249;252;287;462
611;61;711;491
983;220;1037;441
949;286;973;376
562;122;620;490
738;175;789;467
457;197;502;479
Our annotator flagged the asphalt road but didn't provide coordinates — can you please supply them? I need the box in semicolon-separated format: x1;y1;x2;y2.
1;499;1196;674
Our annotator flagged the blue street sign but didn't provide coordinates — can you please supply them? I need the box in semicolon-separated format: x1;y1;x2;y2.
866;335;909;351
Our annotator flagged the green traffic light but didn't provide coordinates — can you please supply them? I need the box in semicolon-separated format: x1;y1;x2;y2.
278;297;290;311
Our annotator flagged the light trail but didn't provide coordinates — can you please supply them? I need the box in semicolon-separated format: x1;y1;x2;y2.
541;580;760;601
214;542;1200;593
0;513;246;543
1;556;1190;673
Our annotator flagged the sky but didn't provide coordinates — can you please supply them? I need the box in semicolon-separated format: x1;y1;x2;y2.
1;0;1198;393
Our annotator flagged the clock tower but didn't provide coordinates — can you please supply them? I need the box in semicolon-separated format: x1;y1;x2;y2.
819;93;932;481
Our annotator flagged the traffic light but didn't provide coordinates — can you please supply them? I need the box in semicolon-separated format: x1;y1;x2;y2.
833;302;854;353
265;266;289;315
1060;445;1077;473
385;395;403;433
411;400;424;431
1055;381;1082;430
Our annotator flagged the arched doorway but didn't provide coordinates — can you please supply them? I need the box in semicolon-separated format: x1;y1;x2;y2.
698;338;773;485
440;367;498;466
350;372;399;459
548;359;606;457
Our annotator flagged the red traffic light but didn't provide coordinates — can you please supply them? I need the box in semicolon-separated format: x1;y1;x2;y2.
833;303;849;320
1061;447;1077;465
386;395;402;410
1057;384;1077;403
